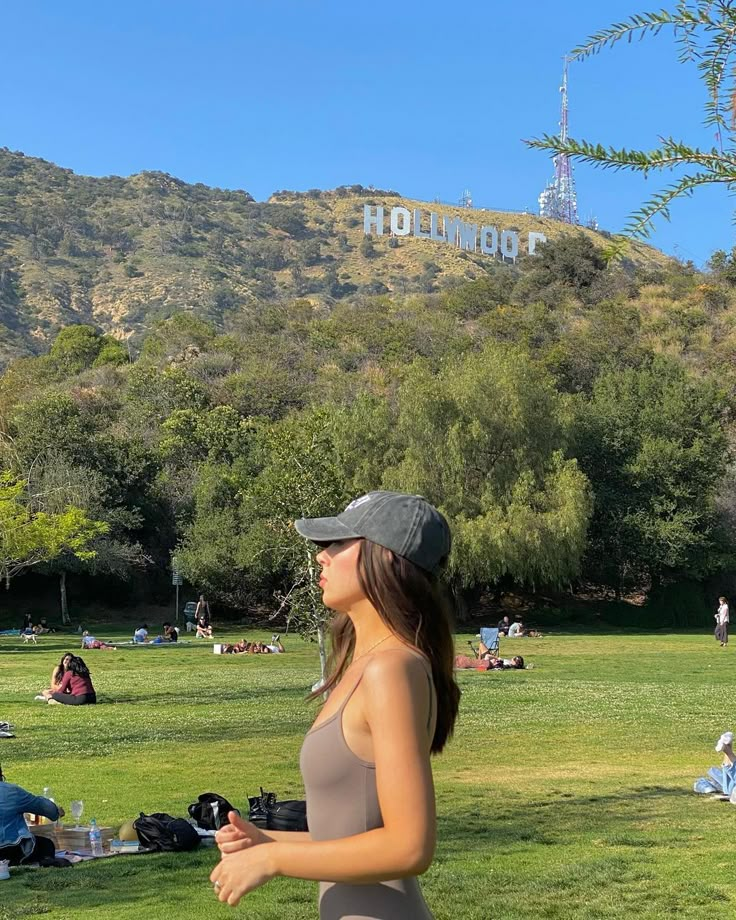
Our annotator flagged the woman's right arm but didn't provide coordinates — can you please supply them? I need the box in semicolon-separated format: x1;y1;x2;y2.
216;813;310;854
15;789;61;823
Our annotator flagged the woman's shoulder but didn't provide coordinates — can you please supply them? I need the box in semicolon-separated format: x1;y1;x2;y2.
362;646;430;686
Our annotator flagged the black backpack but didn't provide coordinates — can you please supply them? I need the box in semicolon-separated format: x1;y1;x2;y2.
133;812;201;852
188;792;239;831
248;788;308;833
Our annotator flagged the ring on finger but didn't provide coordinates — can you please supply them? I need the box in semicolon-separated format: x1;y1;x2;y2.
214;880;222;892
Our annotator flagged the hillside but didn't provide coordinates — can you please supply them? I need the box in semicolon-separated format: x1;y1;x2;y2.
0;148;673;367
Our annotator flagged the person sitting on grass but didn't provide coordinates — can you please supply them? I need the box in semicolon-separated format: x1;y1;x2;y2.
0;763;64;866
196;617;213;639
163;622;179;642
507;617;526;637
497;615;513;636
81;631;116;650
35;653;72;700
133;624;149;643
40;655;97;706
32;617;53;635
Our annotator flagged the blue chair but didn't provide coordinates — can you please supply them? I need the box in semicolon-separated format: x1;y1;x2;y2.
479;627;500;656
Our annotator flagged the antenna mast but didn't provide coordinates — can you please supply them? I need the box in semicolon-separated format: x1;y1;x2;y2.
539;57;579;225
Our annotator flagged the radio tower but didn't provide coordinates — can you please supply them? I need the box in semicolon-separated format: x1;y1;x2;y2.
459;188;473;208
539;57;579;224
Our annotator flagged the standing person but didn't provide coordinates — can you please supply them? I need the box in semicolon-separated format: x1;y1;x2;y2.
715;596;730;646
41;656;96;705
211;491;460;918
195;595;211;626
0;763;64;865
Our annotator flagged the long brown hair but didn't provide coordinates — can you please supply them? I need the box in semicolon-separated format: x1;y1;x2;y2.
309;539;461;754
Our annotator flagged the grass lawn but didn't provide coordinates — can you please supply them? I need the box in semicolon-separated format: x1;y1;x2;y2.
0;626;734;919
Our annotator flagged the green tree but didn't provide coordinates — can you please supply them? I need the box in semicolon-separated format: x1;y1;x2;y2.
0;473;107;590
383;343;592;589
177;408;348;673
527;2;736;237
573;358;731;589
50;325;104;375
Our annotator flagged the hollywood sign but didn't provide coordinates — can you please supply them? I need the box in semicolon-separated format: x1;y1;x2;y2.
363;205;547;260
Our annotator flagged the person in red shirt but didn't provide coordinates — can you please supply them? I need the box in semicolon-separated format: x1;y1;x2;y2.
41;656;96;705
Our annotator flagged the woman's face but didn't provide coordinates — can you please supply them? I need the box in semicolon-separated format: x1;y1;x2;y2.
63;655;72;668
316;539;365;612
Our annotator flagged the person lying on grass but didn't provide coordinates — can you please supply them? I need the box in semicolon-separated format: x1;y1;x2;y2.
454;652;525;670
0;762;64;866
39;656;97;706
81;631;116;650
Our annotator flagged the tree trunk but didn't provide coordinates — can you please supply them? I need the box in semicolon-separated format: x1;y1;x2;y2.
60;571;70;626
317;623;328;688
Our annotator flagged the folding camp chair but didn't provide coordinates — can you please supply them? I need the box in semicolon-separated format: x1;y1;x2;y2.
468;627;500;659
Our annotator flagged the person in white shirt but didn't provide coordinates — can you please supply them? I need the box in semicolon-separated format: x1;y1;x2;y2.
133;625;149;644
715;597;730;647
507;619;526;638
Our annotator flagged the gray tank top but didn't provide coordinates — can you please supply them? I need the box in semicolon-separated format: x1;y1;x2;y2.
300;656;435;920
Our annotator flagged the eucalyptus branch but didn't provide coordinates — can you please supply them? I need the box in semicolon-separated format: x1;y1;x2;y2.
527;135;736;173
569;8;705;61
624;170;729;236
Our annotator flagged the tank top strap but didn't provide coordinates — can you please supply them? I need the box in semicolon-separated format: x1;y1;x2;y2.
336;672;365;713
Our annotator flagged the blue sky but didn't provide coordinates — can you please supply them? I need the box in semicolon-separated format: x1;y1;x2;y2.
3;0;733;266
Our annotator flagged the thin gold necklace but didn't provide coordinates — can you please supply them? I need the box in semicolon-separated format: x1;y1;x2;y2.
353;634;391;662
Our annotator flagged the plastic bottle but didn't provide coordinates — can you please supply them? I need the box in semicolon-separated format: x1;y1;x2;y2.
89;818;103;857
41;788;54;825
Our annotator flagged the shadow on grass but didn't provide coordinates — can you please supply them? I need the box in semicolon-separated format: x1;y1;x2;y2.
437;784;693;854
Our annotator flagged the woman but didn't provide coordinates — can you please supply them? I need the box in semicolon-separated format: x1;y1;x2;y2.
41;655;97;706
34;653;72;700
211;490;460;918
195;595;211;625
0;763;64;865
715;596;730;646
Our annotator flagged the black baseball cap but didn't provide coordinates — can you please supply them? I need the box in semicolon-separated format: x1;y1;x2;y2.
294;491;451;573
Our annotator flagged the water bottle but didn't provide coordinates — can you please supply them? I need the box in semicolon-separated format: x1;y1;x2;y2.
89;818;103;857
41;787;54;825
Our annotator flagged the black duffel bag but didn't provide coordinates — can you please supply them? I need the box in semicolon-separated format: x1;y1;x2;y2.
248;787;308;832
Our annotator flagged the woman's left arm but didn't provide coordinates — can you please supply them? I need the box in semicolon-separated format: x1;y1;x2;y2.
211;652;436;905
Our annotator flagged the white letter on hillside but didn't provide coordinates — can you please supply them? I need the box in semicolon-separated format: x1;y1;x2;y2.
528;231;547;255
480;226;498;256
444;216;461;247
390;206;411;236
500;230;519;260
457;221;478;252
364;205;384;236
413;209;430;239
430;212;446;242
